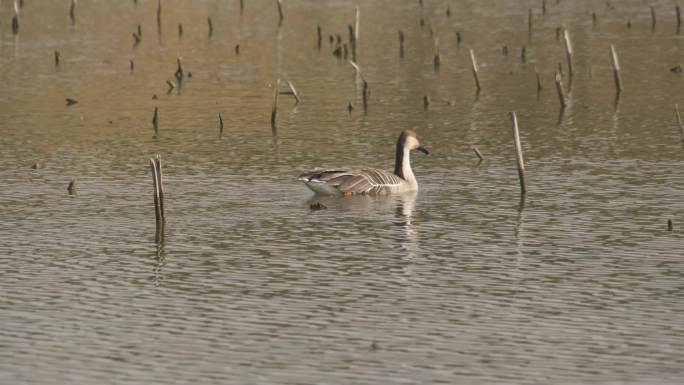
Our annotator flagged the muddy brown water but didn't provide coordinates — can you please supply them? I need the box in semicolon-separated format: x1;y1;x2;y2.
1;0;684;384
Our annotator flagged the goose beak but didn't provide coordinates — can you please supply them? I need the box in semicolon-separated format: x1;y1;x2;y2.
418;144;430;155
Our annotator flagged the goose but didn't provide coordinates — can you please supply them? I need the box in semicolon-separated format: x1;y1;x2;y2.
299;130;429;196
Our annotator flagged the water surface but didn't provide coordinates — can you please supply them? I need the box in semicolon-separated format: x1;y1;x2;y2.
1;0;684;384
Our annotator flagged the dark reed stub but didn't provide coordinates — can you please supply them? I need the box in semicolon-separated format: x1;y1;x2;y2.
310;202;327;210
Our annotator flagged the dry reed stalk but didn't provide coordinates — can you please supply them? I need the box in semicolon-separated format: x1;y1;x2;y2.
156;0;161;32
563;29;573;76
609;44;622;93
509;112;528;193
317;24;322;49
271;79;280;130
150;157;162;222
535;67;543;92
152;107;159;132
277;0;283;26
554;71;567;109
469;49;481;91
398;30;405;58
472;147;484;162
286;81;300;104
69;0;76;25
675;104;684;149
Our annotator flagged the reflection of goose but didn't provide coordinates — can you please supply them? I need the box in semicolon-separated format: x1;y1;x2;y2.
299;130;429;196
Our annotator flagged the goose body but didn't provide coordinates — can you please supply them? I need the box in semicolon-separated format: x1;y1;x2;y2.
299;130;429;196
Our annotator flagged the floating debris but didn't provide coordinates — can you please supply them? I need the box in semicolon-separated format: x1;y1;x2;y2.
65;98;78;106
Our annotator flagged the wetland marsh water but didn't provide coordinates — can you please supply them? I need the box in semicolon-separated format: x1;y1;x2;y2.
1;0;684;384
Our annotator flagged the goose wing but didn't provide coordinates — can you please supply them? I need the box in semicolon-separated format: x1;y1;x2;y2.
300;168;404;195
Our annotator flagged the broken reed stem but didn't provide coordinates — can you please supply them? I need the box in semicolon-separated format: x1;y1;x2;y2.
350;61;369;111
542;0;546;15
651;6;656;29
678;5;682;32
54;51;60;67
535;67;543;92
354;7;360;41
675;104;684;149
67;180;76;195
276;0;284;26
563;29;573;77
317;24;322;49
398;30;405;58
152;107;159;132
521;45;527;63
271;78;280;130
610;44;622;93
555;71;567;109
156;0;161;32
472;146;484;161
433;37;441;70
240;0;244;14
175;57;183;83
423;95;430;110
218;113;224;136
155;155;164;220
509;112;528;194
348;24;356;62
207;17;213;37
69;0;76;25
286;80;301;104
150;156;164;223
150;159;160;222
469;49;481;91
12;10;19;35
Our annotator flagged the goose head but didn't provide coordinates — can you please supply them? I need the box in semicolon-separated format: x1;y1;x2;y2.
398;129;429;155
